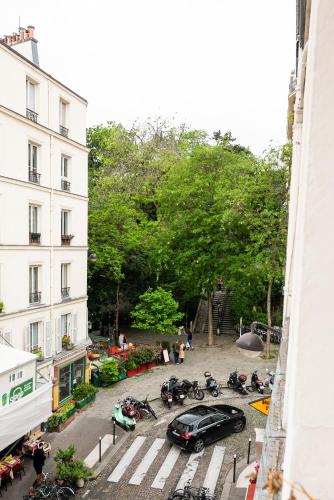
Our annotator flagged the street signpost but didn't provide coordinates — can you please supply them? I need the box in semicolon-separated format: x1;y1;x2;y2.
248;396;271;415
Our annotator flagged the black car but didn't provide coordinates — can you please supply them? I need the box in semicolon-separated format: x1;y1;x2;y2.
166;404;246;453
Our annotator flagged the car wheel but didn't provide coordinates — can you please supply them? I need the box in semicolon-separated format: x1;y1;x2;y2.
193;438;205;453
233;419;245;433
195;389;205;400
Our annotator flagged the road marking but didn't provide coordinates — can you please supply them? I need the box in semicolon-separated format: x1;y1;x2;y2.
129;438;165;485
84;434;116;469
154;418;166;426
107;436;146;483
203;446;226;494
175;450;204;490
151;445;182;489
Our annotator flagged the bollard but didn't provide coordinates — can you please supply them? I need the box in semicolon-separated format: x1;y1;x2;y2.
99;436;102;463
247;438;251;464
233;454;237;483
113;418;116;445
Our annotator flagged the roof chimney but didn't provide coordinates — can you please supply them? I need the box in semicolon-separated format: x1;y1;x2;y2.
1;25;39;66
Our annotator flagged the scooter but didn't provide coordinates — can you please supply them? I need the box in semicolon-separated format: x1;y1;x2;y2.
227;369;248;395
161;379;175;409
265;370;275;393
251;370;265;394
204;371;220;397
112;402;136;431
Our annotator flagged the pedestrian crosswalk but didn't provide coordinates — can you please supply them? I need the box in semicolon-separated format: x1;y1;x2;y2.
107;436;226;495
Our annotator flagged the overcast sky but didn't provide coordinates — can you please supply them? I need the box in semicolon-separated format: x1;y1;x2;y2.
2;0;295;154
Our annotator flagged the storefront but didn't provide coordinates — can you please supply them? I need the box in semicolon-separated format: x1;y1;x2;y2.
52;348;90;410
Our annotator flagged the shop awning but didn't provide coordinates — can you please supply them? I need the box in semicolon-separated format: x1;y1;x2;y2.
0;381;52;450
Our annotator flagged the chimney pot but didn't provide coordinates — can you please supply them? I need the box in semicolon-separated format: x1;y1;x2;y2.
19;31;24;41
27;26;35;38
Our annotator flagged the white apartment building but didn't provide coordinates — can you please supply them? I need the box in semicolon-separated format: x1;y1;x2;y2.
0;26;89;412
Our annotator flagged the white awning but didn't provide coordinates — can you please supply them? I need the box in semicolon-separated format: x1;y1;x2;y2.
0;381;52;450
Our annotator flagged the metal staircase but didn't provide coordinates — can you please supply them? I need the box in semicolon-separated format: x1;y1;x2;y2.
193;289;234;335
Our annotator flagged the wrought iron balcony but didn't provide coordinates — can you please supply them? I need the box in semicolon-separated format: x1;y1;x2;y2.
61;234;74;246
29;232;41;245
28;169;41;184
61;287;70;299
29;291;41;304
59;125;69;137
61;179;71;191
26;108;38;123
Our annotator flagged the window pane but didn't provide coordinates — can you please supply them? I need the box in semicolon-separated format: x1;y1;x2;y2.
61;157;68;177
73;358;85;385
59;365;71;402
26;81;35;110
30;322;38;350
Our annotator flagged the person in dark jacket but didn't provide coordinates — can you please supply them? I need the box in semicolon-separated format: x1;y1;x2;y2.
33;447;46;486
187;329;193;350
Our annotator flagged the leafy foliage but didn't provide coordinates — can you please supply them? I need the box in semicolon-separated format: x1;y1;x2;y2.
55;445;92;482
99;359;119;384
72;383;97;402
131;287;183;334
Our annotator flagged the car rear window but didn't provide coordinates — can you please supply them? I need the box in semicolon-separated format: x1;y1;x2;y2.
173;420;193;433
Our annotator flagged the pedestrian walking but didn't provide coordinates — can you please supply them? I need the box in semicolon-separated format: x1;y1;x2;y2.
179;342;185;364
172;340;180;364
217;274;223;291
33;446;46;486
187;329;193;350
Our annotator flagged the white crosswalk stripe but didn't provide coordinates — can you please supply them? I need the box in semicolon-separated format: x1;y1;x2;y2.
175;450;204;490
106;435;226;495
151;445;182;489
107;435;146;483
203;445;226;494
129;438;165;485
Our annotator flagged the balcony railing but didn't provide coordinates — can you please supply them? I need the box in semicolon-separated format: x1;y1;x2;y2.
59;125;69;137
29;291;41;304
26;108;38;123
289;79;297;94
61;234;74;246
28;169;41;184
29;232;41;245
61;287;70;299
61;179;71;191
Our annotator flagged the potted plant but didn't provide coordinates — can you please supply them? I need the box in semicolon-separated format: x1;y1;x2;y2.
99;359;119;386
72;383;97;409
66;341;74;351
62;335;70;348
55;445;92;488
0;301;4;313
32;347;44;361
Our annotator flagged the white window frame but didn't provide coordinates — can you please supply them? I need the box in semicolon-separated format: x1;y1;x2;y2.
59;99;68;127
61;210;70;236
61;263;69;289
61;313;71;337
61;155;70;178
30;321;39;351
26;79;36;111
29;204;39;233
28;142;38;171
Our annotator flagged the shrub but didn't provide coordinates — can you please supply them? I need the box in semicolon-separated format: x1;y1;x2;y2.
124;353;138;371
99;358;119;384
72;383;97;402
47;401;76;431
55;445;92;482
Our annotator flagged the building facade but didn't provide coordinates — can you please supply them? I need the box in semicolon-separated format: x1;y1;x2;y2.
0;27;90;412
255;1;334;498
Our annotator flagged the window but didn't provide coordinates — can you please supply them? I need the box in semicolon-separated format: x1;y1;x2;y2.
9;370;23;383
29;205;40;244
198;417;212;429
73;358;84;385
26;79;38;122
210;414;228;424
59;365;71;402
30;322;39;351
61;210;73;245
59;100;69;137
61;156;71;191
61;313;71;337
28;142;40;184
29;265;41;303
61;263;70;299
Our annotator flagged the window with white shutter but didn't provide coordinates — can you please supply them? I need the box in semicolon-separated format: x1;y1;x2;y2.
56;318;62;353
72;313;78;344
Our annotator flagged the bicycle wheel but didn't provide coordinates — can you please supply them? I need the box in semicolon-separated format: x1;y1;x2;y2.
56;486;75;499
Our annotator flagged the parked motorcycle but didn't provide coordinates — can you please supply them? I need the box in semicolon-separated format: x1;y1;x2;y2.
182;379;205;400
227;369;248;395
204;371;220;397
161;376;188;406
265;370;275;393
161;379;174;408
122;395;157;420
251;370;265;394
112;402;136;431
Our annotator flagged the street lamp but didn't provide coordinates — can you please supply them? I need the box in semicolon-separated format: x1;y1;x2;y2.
236;332;264;358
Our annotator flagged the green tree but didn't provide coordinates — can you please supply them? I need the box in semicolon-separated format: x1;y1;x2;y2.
131;287;183;334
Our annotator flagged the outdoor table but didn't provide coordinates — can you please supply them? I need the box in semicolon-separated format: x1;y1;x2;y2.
0;464;11;490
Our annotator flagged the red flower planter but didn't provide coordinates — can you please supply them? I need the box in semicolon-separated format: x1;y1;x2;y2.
126;368;138;377
147;361;157;369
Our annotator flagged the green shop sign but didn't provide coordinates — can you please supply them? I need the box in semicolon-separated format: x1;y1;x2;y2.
9;378;33;404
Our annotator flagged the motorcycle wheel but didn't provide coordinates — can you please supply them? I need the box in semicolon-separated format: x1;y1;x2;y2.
140;408;151;419
188;389;195;399
167;401;172;409
212;389;219;397
194;389;205;400
129;424;136;431
179;398;184;405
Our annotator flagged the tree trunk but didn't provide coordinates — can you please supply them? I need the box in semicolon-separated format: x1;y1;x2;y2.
207;291;214;347
114;281;120;345
266;278;272;358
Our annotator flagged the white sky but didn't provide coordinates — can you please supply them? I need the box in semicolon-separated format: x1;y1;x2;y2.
2;0;295;154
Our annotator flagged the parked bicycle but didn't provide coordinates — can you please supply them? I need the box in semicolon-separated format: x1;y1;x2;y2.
168;482;216;499
23;472;75;499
